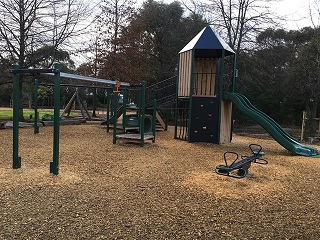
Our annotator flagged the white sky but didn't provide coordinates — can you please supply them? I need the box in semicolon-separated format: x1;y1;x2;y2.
273;0;319;29
148;0;319;30
77;0;318;64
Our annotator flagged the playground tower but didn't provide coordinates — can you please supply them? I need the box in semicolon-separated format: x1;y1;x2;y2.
174;26;236;144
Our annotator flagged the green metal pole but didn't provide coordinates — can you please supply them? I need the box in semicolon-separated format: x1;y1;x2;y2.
174;56;180;139
165;110;169;131
122;88;128;133
34;79;39;134
152;99;157;143
106;90;110;133
174;104;178;138
230;54;237;142
140;82;146;147
187;50;195;142
215;59;220;95
12;64;21;169
113;93;119;144
217;50;225;144
50;63;61;175
231;54;237;93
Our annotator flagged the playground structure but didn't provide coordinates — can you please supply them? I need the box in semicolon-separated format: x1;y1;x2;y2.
59;87;91;121
174;26;236;144
102;76;177;140
215;144;268;178
174;26;319;157
107;82;157;146
11;64;157;175
38;84;92;125
38;81;158;143
9;26;320;177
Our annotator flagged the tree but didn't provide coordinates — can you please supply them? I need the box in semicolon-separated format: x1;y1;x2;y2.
96;0;137;80
0;0;92;119
235;27;320;131
0;58;13;107
31;45;75;70
309;0;320;28
236;28;298;122
185;0;278;53
112;0;208;84
290;27;320;135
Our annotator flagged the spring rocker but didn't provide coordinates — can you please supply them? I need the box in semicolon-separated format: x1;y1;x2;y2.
215;144;268;178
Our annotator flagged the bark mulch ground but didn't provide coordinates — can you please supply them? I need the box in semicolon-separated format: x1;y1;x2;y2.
1;123;320;239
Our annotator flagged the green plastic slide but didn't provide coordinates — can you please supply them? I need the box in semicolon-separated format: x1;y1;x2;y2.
100;105;124;125
223;92;319;157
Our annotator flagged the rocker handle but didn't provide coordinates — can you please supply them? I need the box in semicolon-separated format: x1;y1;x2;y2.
223;151;239;167
249;144;263;155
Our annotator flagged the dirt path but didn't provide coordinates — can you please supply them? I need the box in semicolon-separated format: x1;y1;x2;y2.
1;124;320;239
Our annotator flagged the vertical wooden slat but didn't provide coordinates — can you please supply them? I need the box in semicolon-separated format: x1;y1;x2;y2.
187;50;192;96
219;100;232;143
178;50;193;97
209;59;214;95
193;58;217;97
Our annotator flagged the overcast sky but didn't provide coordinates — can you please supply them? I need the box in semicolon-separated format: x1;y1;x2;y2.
142;0;318;30
78;0;318;64
273;0;318;29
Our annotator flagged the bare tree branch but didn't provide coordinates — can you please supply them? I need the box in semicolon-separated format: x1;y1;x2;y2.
183;0;279;53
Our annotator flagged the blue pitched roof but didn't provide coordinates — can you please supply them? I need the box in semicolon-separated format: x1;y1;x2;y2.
179;26;235;56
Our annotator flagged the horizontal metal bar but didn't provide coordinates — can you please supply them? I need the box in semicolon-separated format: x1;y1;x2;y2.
43;72;130;87
11;67;131;87
11;68;59;74
38;83;114;90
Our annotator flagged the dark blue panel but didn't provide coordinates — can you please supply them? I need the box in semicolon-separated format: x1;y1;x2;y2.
190;96;219;143
194;27;224;50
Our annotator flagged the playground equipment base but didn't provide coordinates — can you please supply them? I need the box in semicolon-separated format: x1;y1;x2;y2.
4;121;43;128
116;133;155;141
42;118;86;126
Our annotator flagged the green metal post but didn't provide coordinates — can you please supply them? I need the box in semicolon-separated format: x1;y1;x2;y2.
174;72;180;139
34;79;39;134
106;90;111;133
231;54;237;93
165;110;169;131
113;92;119;144
174;56;180;139
215;59;220;95
230;54;237;142
12;64;21;169
122;88;128;133
217;50;225;144
140;82;146;147
113;93;119;144
152;99;157;143
187;50;195;142
174;104;178;138
50;63;61;175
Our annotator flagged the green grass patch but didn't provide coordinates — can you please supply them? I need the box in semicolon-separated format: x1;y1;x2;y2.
0;109;77;121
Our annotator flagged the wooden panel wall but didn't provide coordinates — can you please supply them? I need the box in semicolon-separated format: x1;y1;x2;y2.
194;58;217;96
178;50;193;97
219;100;233;144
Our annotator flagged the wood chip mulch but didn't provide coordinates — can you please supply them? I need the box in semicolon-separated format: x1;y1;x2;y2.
1;124;320;239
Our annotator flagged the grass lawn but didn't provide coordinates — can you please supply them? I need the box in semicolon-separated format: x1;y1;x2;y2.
0;108;63;121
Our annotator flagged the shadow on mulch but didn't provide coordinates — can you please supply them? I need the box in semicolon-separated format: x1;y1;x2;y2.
233;124;302;141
